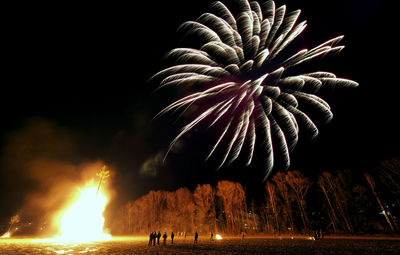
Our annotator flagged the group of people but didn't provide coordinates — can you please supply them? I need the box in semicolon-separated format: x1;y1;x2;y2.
148;231;200;246
148;231;172;246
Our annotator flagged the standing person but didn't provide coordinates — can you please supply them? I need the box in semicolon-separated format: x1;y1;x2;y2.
148;232;153;246
210;231;213;241
194;231;198;244
171;232;175;244
157;231;161;245
163;232;167;245
152;231;156;246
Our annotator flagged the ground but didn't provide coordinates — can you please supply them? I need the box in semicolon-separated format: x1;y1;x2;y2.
1;236;400;255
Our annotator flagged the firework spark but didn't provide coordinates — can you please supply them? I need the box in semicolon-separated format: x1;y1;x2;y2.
152;0;358;178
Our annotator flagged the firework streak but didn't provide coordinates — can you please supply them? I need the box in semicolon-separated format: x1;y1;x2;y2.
151;0;358;178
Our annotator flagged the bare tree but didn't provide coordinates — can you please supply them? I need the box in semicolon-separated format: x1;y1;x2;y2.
364;172;397;232
318;171;353;233
378;158;400;203
318;172;339;233
193;184;216;233
96;165;110;196
265;182;280;234
216;181;246;234
285;170;311;232
175;187;196;233
249;200;259;233
272;172;295;234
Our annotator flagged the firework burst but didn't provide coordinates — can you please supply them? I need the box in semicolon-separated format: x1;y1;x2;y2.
151;0;358;178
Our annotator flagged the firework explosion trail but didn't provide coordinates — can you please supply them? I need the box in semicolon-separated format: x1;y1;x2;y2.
151;0;358;178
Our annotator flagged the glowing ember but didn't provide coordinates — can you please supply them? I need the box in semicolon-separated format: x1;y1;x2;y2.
57;186;111;242
215;234;222;240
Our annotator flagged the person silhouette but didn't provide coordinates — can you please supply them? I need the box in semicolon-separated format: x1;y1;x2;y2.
163;232;167;245
194;231;198;244
157;231;161;245
171;232;175;244
210;231;213;241
148;232;153;246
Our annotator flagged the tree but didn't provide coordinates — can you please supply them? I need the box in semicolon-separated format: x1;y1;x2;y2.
272;172;295;234
318;172;340;233
364;172;398;232
318;171;353;233
96;165;110;196
165;191;178;231
265;182;279;233
216;181;246;234
7;214;20;234
249;200;260;233
193;184;216;233
285;170;311;232
378;158;400;205
175;187;196;233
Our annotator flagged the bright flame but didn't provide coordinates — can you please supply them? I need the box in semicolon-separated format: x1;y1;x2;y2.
57;186;111;242
215;234;223;240
0;232;10;238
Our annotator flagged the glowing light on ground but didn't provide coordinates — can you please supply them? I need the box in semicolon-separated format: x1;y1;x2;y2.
215;234;223;240
55;186;111;242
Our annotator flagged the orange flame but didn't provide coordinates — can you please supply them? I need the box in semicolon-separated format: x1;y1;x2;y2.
56;185;111;242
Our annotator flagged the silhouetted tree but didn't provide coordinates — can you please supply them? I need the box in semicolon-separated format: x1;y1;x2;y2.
114;158;400;236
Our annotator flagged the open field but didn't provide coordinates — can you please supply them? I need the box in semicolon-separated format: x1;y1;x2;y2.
1;236;400;255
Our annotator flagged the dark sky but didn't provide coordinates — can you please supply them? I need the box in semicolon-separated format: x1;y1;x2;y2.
1;0;398;225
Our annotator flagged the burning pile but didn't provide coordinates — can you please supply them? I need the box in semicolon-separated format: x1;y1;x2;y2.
1;215;20;238
55;166;112;242
57;185;111;242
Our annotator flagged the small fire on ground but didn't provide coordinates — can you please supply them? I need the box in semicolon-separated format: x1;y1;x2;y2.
0;232;11;238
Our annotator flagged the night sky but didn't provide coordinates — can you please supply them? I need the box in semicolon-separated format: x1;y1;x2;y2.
0;0;398;226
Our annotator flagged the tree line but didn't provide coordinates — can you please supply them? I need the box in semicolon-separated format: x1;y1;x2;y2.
112;157;400;236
